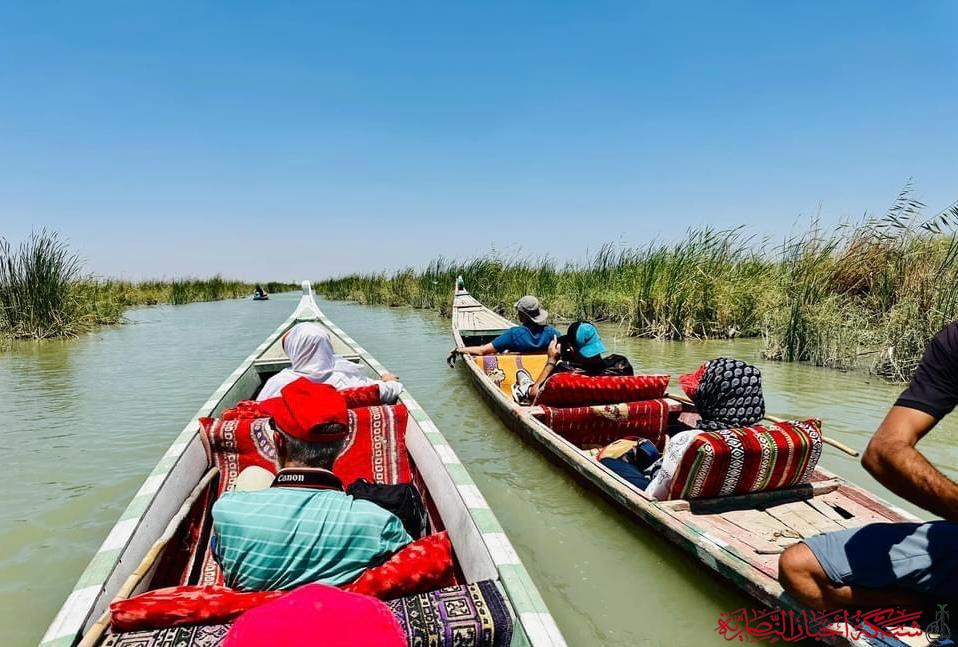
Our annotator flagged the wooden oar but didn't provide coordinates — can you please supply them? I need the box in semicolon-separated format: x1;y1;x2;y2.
78;467;219;647
666;392;860;458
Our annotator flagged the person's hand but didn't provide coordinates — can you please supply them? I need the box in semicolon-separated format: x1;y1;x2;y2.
528;383;540;401
547;335;561;362
382;372;399;382
446;347;461;366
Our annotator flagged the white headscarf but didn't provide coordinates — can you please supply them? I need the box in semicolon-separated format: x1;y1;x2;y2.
256;322;402;403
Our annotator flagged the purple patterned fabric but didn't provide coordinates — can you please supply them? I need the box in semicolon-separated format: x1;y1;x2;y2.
103;623;229;646
386;580;514;647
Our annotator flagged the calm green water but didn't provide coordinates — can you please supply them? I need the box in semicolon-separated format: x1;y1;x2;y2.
2;293;955;646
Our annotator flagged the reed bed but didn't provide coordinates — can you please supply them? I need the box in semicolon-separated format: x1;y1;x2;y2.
317;187;958;381
0;232;297;340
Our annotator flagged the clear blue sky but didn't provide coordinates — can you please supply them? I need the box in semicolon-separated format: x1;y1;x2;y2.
0;2;955;281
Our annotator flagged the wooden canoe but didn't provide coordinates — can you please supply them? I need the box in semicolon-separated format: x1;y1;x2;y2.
42;282;565;647
451;279;931;647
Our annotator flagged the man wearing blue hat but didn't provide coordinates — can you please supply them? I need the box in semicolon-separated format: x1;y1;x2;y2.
516;321;633;403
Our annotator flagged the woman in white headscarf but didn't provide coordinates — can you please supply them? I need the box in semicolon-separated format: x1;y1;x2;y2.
256;322;403;403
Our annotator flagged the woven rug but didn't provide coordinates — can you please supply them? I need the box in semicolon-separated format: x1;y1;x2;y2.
535;399;671;448
386;580;514;647
102;623;229;647
669;418;824;499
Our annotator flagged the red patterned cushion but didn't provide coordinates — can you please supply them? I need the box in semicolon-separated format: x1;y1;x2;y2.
201;416;278;497
343;531;456;600
341;385;382;408
535;399;673;448
536;373;671;406
668;419;824;500
110;586;285;632
334;404;411;487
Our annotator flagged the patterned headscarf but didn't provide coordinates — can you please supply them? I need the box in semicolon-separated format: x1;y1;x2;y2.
679;358;765;431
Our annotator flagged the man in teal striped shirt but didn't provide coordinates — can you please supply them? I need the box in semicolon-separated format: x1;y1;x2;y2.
211;379;412;591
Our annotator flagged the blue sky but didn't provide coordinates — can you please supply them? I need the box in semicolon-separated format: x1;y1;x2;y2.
0;2;955;280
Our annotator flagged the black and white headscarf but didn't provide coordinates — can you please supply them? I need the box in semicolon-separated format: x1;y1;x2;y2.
679;357;765;431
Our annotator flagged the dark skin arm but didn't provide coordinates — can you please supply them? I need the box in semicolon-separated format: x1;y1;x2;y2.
861;405;958;521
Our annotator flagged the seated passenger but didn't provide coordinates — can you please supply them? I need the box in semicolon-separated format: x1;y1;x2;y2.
253;284;266;298
780;322;958;610
212;381;412;591
447;295;559;363
257;322;403;403
516;322;632;402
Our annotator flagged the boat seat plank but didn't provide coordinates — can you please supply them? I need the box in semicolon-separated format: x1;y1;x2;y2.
804;497;857;528
820;490;903;527
836;484;913;523
764;500;845;538
258;324;353;360
455;308;513;333
675;512;781;577
721;508;803;549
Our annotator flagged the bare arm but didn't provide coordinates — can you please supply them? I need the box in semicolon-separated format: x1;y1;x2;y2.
861;405;958;521
447;343;496;364
528;336;561;401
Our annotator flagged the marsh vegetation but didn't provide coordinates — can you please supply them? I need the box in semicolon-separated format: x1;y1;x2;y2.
317;186;958;381
0;231;296;340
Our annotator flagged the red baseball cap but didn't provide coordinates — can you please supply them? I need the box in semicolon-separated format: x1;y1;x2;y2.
258;378;349;442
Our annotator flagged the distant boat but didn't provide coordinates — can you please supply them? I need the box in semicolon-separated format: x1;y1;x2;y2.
252;292;269;300
43;281;563;647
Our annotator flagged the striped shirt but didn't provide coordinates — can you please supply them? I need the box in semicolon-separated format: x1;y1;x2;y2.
211;475;412;591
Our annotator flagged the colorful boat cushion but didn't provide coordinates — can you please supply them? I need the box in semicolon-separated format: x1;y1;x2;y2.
536;373;671;406
104;581;514;647
191;402;411;586
341;384;383;408
344;530;457;599
112;532;456;632
667;419;824;500
386;580;514;647
534;399;673;448
474;354;549;398
334;403;412;487
103;624;230;647
201;415;278;498
110;586;285;632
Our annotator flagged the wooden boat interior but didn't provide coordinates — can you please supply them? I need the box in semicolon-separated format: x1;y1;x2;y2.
48;285;564;647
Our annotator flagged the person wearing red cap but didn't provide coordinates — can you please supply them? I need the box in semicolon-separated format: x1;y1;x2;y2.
211;379;412;591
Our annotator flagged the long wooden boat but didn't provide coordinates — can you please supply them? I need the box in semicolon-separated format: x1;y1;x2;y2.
43;282;565;647
451;279;931;647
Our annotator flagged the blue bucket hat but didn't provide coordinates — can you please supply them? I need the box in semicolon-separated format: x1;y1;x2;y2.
573;322;606;358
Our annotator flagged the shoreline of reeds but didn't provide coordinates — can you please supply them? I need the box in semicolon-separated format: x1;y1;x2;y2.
317;186;958;382
0;231;297;341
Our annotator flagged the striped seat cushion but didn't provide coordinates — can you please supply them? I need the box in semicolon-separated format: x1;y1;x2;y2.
536;373;671;406
668;418;823;500
534;399;673;448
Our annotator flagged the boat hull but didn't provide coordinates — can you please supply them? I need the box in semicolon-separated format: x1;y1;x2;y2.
44;282;565;647
451;281;925;647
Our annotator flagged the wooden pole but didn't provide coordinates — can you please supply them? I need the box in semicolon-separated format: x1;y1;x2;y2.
77;467;219;647
667;392;860;458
